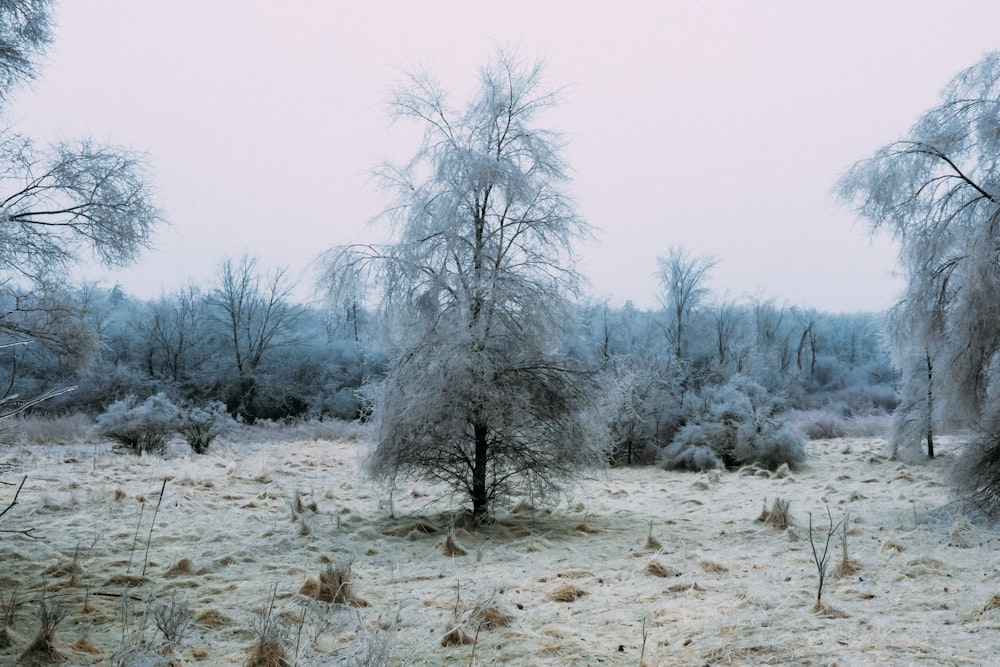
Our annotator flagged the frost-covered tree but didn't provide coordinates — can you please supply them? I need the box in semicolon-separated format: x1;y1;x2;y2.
657;247;716;360
838;51;1000;472
324;50;609;519
0;0;52;105
0;1;160;413
207;255;303;423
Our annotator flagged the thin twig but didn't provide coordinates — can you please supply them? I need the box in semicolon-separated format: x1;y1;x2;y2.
0;475;26;521
142;479;167;577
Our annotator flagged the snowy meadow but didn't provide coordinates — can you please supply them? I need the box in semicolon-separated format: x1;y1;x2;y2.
1;423;997;666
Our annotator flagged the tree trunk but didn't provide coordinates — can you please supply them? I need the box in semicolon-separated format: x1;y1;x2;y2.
926;351;935;459
472;422;489;518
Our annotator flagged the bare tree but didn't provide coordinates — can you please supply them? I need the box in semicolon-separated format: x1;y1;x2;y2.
838;51;1000;495
656;247;716;359
324;49;609;519
208;255;302;422
0;0;52;105
710;297;740;370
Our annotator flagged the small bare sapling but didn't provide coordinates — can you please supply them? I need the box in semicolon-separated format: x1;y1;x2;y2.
808;505;848;609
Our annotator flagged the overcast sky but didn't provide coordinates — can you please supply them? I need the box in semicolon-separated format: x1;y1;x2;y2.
9;1;1000;312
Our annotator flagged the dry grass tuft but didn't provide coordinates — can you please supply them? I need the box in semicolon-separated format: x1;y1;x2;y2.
195;608;232;628
440;625;474;647
881;537;905;553
18;597;66;666
245;636;290;667
644;520;662;550
246;586;289;667
646;560;682;578
473;604;514;629
756;497;791;529
298;576;320;598
103;573;148;588
165;556;195;577
699;559;729;573
303;561;369;606
546;583;588;602
69;634;100;654
811;600;850;618
443;533;468;557
830;556;863;578
384;521;438;538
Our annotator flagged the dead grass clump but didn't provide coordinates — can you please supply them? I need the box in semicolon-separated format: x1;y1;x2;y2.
440;625;474;647
699;559;729;573
546;583;587;602
830;557;863;578
69;634;100;654
443;533;468;557
18;597;66;666
384;521;438;538
644;520;662;550
811;600;850;618
246;586;289;667
881;537;905;553
298;576;320;599
165;557;195;577
302;561;369;606
646;560;682;578
195;608;231;628
756;497;791;529
103;573;148;588
473;604;514;629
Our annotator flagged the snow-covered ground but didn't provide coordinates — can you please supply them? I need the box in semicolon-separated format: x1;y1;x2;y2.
1;431;997;665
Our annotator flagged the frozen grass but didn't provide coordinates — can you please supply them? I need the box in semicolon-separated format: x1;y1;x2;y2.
791;409;892;440
3;413;98;446
0;432;997;665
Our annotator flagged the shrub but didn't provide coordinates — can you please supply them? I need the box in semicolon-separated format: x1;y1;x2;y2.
178;401;230;454
658;375;805;472
97;393;181;455
599;355;684;465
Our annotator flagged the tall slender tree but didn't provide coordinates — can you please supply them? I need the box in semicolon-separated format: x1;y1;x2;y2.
656;247;716;360
324;49;609;519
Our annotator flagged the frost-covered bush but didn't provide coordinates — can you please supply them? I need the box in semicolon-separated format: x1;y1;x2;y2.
658;375;805;471
791;409;849;440
178;401;230;454
598;356;683;465
97;393;181;455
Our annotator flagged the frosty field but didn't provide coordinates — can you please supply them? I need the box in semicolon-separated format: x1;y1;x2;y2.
1;429;999;666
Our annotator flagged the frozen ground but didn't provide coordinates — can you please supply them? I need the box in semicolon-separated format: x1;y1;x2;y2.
1;430;998;665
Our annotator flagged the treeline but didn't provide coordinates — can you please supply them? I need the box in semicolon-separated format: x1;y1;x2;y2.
0;257;895;435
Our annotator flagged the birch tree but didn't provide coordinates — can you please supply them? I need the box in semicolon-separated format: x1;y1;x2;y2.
657;247;716;360
324;50;609;519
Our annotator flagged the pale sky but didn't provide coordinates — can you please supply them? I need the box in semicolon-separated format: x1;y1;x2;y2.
9;1;1000;312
